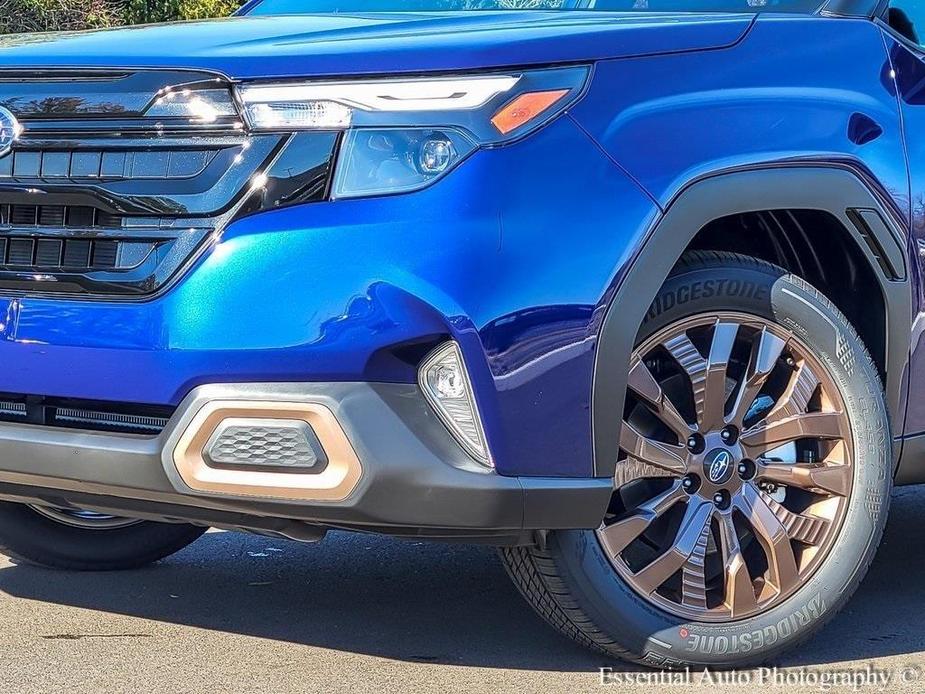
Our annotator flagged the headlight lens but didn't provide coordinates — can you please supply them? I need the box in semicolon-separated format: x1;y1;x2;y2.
237;66;589;198
333;128;476;199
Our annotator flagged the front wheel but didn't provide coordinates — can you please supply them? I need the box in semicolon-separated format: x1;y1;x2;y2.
502;251;892;668
0;502;207;571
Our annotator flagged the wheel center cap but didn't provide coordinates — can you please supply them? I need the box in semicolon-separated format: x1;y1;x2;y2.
703;448;736;485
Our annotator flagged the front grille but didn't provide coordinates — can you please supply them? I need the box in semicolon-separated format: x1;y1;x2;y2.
0;69;338;297
0;236;124;269
0;394;173;435
0;149;218;181
2;204;124;228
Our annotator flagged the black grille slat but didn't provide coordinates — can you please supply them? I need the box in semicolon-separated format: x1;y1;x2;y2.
4;204;123;230
62;239;92;268
7;239;34;265
95;211;121;228
91;240;118;268
39;205;65;227
10;205;38;226
0;235;156;272
35;239;63;266
66;206;95;227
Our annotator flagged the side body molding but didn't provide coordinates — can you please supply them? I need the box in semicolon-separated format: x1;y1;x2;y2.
592;165;912;478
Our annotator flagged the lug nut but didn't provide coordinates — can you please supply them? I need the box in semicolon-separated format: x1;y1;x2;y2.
720;426;738;444
682;475;699;493
737;458;756;480
713;490;731;510
686;433;704;453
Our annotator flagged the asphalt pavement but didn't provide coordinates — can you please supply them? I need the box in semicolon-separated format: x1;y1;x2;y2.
1;487;925;693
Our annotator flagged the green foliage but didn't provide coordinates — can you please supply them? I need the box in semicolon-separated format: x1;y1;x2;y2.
1;0;122;33
121;0;240;24
0;0;562;34
0;0;243;33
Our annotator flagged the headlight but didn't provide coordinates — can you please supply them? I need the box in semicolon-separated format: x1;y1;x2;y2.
333;128;476;199
237;66;589;198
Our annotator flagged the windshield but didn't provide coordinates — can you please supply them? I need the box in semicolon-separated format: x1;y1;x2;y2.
243;0;824;15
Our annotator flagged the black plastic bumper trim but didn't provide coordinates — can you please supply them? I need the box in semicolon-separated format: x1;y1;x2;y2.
0;382;611;541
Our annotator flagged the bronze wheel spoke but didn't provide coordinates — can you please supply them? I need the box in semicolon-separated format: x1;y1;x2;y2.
663;322;737;432
701;322;739;431
766;360;821;422
632;499;713;595
757;460;851;497
627;357;693;441
740;411;844;455
598;480;686;557
728;327;787;426
613;458;678;489
681;515;714;609
737;484;799;595
717;513;758;617
620;420;687;476
760;491;831;545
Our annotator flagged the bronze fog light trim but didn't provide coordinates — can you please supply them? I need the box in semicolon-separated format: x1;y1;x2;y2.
172;400;362;501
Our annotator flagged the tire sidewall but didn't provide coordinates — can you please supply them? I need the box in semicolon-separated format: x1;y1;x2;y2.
554;259;891;668
0;501;206;570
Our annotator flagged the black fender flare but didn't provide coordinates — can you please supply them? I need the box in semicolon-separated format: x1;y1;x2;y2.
592;164;912;477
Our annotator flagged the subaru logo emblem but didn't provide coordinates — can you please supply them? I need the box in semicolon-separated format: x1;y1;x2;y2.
705;449;734;485
0;106;20;159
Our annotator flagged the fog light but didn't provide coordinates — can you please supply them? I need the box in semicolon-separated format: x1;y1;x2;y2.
420;342;491;467
433;361;466;399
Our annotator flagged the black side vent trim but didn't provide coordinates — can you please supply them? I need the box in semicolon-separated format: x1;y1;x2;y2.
53;408;169;435
847;208;906;281
0;394;174;435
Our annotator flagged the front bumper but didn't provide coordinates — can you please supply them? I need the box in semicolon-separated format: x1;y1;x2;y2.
0;382;612;543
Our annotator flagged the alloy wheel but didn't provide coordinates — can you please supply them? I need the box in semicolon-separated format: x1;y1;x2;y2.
28;505;142;530
597;312;853;622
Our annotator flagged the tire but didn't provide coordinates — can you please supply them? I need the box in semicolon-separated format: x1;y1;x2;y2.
501;251;892;668
0;502;207;571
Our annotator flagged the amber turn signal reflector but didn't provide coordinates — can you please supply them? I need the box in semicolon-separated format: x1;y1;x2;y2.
490;89;570;135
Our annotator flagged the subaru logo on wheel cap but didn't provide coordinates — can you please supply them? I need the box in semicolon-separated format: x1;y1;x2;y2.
0;106;20;159
704;449;734;485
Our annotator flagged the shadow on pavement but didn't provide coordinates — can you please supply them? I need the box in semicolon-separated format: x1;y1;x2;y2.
0;486;922;671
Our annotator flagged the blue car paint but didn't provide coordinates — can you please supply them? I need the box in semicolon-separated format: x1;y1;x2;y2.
0;114;655;478
882;32;925;434
0;13;752;78
0;10;921;477
572;17;909;211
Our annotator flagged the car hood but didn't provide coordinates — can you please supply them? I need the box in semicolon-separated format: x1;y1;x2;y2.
0;12;753;80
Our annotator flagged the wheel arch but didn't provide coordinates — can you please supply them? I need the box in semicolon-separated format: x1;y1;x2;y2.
592;164;912;477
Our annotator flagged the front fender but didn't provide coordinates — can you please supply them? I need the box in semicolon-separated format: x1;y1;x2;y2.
592;165;912;477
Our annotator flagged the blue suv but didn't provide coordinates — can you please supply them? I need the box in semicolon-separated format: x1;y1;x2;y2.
0;0;922;669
